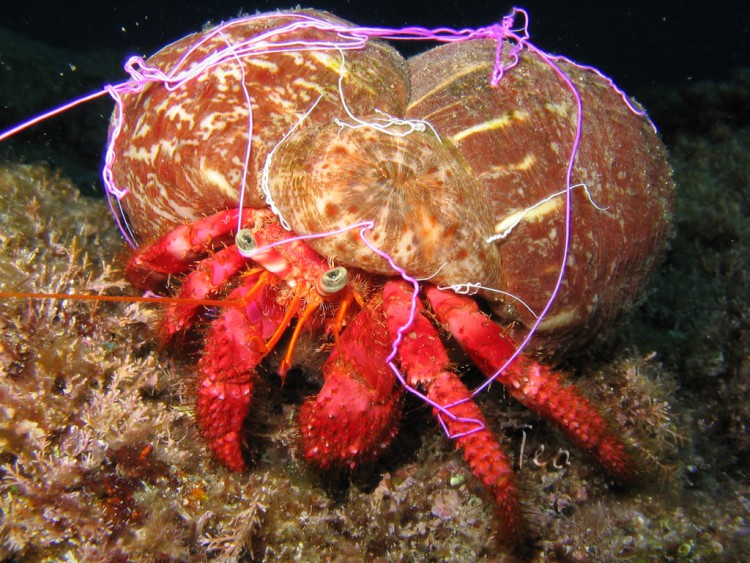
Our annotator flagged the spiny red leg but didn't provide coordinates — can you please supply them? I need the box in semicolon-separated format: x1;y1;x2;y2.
196;272;285;471
193;219;335;471
383;280;524;544
160;245;250;341
424;285;636;484
299;303;402;470
126;207;274;292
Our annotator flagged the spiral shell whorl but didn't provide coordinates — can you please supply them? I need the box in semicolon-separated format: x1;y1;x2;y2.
267;121;502;288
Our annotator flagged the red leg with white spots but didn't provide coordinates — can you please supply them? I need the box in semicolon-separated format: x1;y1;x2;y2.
127;208;349;470
196;272;286;471
125;208;281;341
383;280;524;543
425;285;636;484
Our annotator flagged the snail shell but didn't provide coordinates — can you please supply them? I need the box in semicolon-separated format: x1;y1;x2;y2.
268;38;674;355
108;10;674;355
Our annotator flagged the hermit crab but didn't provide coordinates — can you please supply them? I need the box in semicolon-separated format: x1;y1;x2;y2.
103;9;673;542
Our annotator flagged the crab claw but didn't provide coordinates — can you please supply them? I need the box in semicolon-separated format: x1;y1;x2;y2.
195;274;285;471
299;302;402;469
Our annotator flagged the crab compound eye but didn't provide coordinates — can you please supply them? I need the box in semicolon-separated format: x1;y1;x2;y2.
317;266;349;296
235;229;257;257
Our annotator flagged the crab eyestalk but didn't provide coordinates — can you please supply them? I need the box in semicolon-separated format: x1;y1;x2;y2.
317;266;349;297
235;228;257;256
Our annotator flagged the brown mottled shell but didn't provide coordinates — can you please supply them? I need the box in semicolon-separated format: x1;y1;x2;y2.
268;39;674;354
109;10;408;243
406;40;674;353
266;121;502;287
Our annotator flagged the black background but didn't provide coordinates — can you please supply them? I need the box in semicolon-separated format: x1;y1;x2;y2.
3;0;749;92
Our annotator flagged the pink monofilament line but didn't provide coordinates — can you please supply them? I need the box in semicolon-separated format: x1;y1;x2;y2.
118;11;526;95
216;29;256;235
101;83;140;249
356;226;486;439
0;89;109;143
549;53;658;133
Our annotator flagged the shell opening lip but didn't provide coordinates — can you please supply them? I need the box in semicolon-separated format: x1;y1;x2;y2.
317;266;349;296
235;229;257;257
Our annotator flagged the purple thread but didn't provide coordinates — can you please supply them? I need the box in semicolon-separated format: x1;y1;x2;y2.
467;40;585;401
0;89;108;143
356;226;486;438
216;29;257;234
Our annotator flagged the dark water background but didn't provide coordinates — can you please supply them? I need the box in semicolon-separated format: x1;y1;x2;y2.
4;0;749;91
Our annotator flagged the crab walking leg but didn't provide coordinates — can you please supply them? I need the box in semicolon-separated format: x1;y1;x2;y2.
196;273;286;471
382;280;525;543
160;245;253;340
126;208;275;291
124;207;280;340
424;285;636;484
299;303;403;470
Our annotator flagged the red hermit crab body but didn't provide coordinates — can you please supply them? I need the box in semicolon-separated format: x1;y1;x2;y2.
106;9;673;542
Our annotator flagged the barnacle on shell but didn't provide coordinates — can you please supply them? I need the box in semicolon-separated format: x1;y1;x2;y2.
267;120;503;289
